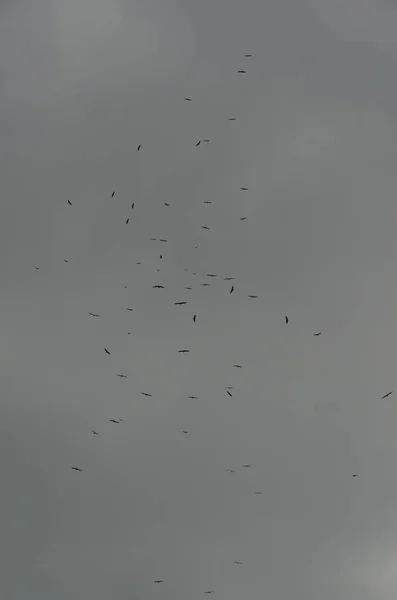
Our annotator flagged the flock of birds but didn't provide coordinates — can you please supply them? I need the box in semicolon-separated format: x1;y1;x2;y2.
34;52;395;594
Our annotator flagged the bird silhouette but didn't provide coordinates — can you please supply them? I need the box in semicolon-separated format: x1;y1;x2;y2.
141;392;152;397
67;199;72;205
193;314;197;322
92;430;99;435
111;191;115;198
381;390;393;399
88;312;100;317
174;301;187;305
70;466;82;472
137;145;141;151
313;332;322;336
109;419;120;423
285;316;289;324
116;374;127;378
104;348;111;355
230;286;234;294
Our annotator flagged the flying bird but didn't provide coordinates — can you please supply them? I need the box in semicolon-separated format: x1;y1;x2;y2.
125;218;130;224
164;202;170;206
104;348;111;355
233;561;243;564
185;286;193;290
240;187;248;191
153;285;165;289
201;225;210;230
88;312;100;317
154;581;164;584
34;266;40;270
111;191;115;198
183;430;189;434
204;592;215;595
226;386;234;389
92;430;99;435
237;70;247;73
126;308;134;311
228;469;236;473
131;203;135;209
188;396;198;399
200;283;210;287
136;261;142;264
178;349;190;353
184;97;192;101
230;286;234;294
206;273;217;277
233;364;242;368
242;464;251;468
285;316;289;324
109;419;120;423
244;54;252;57
174;301;187;305
204;201;212;204
196;141;201;146
67;199;72;205
203;139;211;143
137;145;141;151
159;239;168;242
313;332;322;336
248;295;258;298
352;473;358;478
64;258;69;263
228;118;236;121
381;391;393;399
254;491;263;495
193;314;196;322
141;392;152;397
116;374;127;378
70;466;82;472
240;217;247;220
226;390;232;397
224;277;234;280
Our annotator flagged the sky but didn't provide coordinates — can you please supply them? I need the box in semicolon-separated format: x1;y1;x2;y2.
3;0;397;598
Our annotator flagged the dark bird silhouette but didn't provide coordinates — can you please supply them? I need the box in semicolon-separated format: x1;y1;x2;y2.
237;70;247;73
240;187;248;191
137;145;141;151
206;273;217;277
248;295;258;298
92;430;99;435
88;312;100;317
70;466;82;472
185;286;193;290
201;225;210;230
126;308;134;312
233;364;242;368
67;199;72;205
224;277;234;281
34;266;40;270
285;316;289;324
196;141;201;147
184;97;192;101
154;581;164;584
352;474;358;477
141;392;152;397
188;396;198;399
193;314;196;322
313;332;322;336
153;285;164;289
226;387;234;390
150;237;157;241
160;239;168;242
204;592;215;595
104;348;111;355
228;118;236;121
230;285;234;294
254;491;263;495
381;390;393;399
126;218;130;224
131;203;135;209
240;217;247;220
226;390;232;397
242;464;251;468
228;469;236;473
111;191;115;198
164;202;170;206
64;258;69;263
244;54;252;57
204;201;212;204
159;255;163;259
174;301;187;305
116;374;127;378
183;430;189;434
233;561;243;564
178;349;190;353
200;283;210;287
109;419;120;423
136;261;142;264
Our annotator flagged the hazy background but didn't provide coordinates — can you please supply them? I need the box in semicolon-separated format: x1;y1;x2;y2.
2;0;397;598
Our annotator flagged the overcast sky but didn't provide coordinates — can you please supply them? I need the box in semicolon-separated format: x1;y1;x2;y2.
3;0;397;598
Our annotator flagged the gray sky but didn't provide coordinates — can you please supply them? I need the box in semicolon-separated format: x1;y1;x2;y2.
2;0;397;598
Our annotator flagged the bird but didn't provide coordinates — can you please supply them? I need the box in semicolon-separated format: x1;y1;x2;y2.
233;561;243;564
226;386;234;390
193;314;197;322
116;373;127;378
88;312;100;317
164;202;170;207
159;239;168;243
352;474;358;478
248;295;258;298
34;266;40;270
137;144;141;151
67;199;72;205
183;430;189;434
204;201;212;204
254;491;263;495
201;225;210;230
313;332;322;336
131;203;135;209
92;430;99;435
150;237;157;241
206;273;217;277
174;301;187;305
224;277;234;280
178;349;190;353
240;217;247;220
228;469;236;473
70;466;82;472
136;261;142;264
240;187;248;191
196;141;201;147
64;258;69;263
228;117;236;121
203;139;210;142
244;54;252;57
204;592;215;595
153;285;164;289
381;390;393;399
111;191;115;198
285;316;289;324
159;255;163;260
233;364;242;368
126;308;134;312
242;464;251;468
188;396;198;399
237;70;247;73
226;390;232;397
154;581;164;584
109;419;120;423
200;283;210;287
125;218;130;224
185;286;193;290
184;97;192;101
141;392;152;397
230;286;234;294
104;348;111;355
